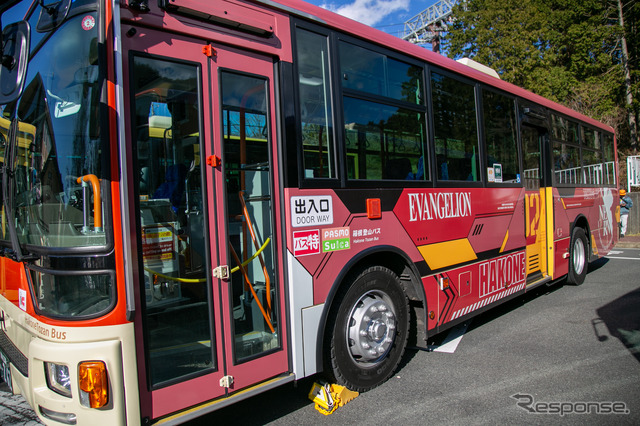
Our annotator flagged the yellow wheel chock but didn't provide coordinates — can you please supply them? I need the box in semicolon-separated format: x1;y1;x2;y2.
308;381;359;415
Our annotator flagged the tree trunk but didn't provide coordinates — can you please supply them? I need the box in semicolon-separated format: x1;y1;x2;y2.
618;0;638;154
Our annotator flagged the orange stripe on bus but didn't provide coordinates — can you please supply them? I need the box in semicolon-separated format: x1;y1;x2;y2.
418;239;477;270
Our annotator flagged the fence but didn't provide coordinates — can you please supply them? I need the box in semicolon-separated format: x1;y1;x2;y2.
553;162;615;185
628;155;640;192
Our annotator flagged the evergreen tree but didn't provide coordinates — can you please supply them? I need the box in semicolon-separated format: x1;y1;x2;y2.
446;0;638;153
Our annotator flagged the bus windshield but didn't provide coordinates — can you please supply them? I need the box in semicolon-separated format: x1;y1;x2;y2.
0;6;108;252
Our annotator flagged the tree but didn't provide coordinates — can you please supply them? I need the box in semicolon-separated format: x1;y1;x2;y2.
446;0;638;153
616;0;638;154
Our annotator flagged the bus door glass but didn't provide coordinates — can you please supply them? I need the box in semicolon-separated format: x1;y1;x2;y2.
126;30;287;418
521;125;548;280
126;29;225;418
211;46;288;389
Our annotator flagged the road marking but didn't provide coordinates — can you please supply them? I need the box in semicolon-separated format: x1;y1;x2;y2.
605;256;640;260
430;322;469;353
606;248;640;260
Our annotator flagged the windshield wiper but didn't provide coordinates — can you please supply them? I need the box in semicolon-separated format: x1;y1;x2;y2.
1;117;38;262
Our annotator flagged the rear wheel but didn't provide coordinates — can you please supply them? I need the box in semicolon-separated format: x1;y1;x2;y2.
567;227;588;285
324;266;409;392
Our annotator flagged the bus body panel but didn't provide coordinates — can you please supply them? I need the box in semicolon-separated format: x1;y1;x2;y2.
0;295;140;424
119;0;293;63
284;183;618;355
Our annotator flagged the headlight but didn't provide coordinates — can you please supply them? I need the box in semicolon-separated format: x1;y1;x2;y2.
45;362;72;398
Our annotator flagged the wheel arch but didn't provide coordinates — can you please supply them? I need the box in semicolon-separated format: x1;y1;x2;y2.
313;245;426;375
571;213;593;256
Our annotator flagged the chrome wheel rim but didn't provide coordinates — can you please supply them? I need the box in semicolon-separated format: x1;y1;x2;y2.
346;290;396;366
573;238;586;275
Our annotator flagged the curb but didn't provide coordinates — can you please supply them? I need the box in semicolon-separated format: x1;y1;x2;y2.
614;234;640;249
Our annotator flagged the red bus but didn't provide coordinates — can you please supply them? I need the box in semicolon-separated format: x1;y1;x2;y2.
0;0;619;423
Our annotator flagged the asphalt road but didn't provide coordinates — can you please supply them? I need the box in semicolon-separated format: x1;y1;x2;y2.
2;248;640;425
198;248;640;425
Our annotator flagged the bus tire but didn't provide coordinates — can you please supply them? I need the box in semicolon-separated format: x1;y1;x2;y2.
567;227;588;286
324;265;409;392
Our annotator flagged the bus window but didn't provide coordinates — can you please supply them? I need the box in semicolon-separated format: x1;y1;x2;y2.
337;40;425;182
582;127;600;150
551;114;579;145
582;148;603;185
431;71;480;182
343;97;425;180
295;28;335;179
339;41;422;104
131;55;212;386
521;126;541;190
482;90;519;183
553;142;581;185
603;133;616;185
220;71;280;362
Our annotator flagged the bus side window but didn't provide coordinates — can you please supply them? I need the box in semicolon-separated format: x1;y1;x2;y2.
482;89;519;184
338;40;426;182
431;71;480;182
295;28;336;179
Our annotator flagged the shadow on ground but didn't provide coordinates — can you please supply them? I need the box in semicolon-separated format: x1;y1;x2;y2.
595;286;640;364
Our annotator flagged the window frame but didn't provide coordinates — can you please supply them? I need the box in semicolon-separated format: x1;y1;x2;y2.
292;21;432;189
336;34;429;188
291;23;340;188
550;112;613;188
480;86;522;188
427;66;483;188
290;21;615;191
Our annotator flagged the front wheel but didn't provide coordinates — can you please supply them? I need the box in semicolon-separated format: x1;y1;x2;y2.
324;266;409;392
567;227;588;285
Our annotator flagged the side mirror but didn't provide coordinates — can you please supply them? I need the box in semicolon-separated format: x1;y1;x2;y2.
0;20;30;105
36;0;72;33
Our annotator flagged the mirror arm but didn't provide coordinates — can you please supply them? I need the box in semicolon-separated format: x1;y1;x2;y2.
1;54;15;69
38;0;56;15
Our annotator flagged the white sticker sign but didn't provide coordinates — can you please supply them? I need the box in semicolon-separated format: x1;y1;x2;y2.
19;288;27;311
291;196;333;227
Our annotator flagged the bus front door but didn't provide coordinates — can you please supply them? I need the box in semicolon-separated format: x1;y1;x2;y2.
210;45;289;392
521;125;549;282
125;28;287;421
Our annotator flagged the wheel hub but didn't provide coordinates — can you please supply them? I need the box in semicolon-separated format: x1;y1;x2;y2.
347;291;396;365
368;320;387;341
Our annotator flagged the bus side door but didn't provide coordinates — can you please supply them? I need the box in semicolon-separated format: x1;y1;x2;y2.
521;124;549;281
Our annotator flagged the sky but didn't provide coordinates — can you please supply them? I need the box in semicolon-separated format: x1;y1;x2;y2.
307;0;441;39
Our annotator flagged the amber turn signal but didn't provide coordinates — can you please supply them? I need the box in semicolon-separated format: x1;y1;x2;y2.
79;361;108;408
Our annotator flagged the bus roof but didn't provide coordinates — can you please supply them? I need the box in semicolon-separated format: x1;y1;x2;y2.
266;0;614;134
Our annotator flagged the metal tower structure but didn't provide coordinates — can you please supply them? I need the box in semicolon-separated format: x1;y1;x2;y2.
402;0;462;53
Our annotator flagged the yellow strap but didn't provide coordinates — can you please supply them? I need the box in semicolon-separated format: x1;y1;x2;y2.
230;237;271;274
143;267;207;283
143;237;270;283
